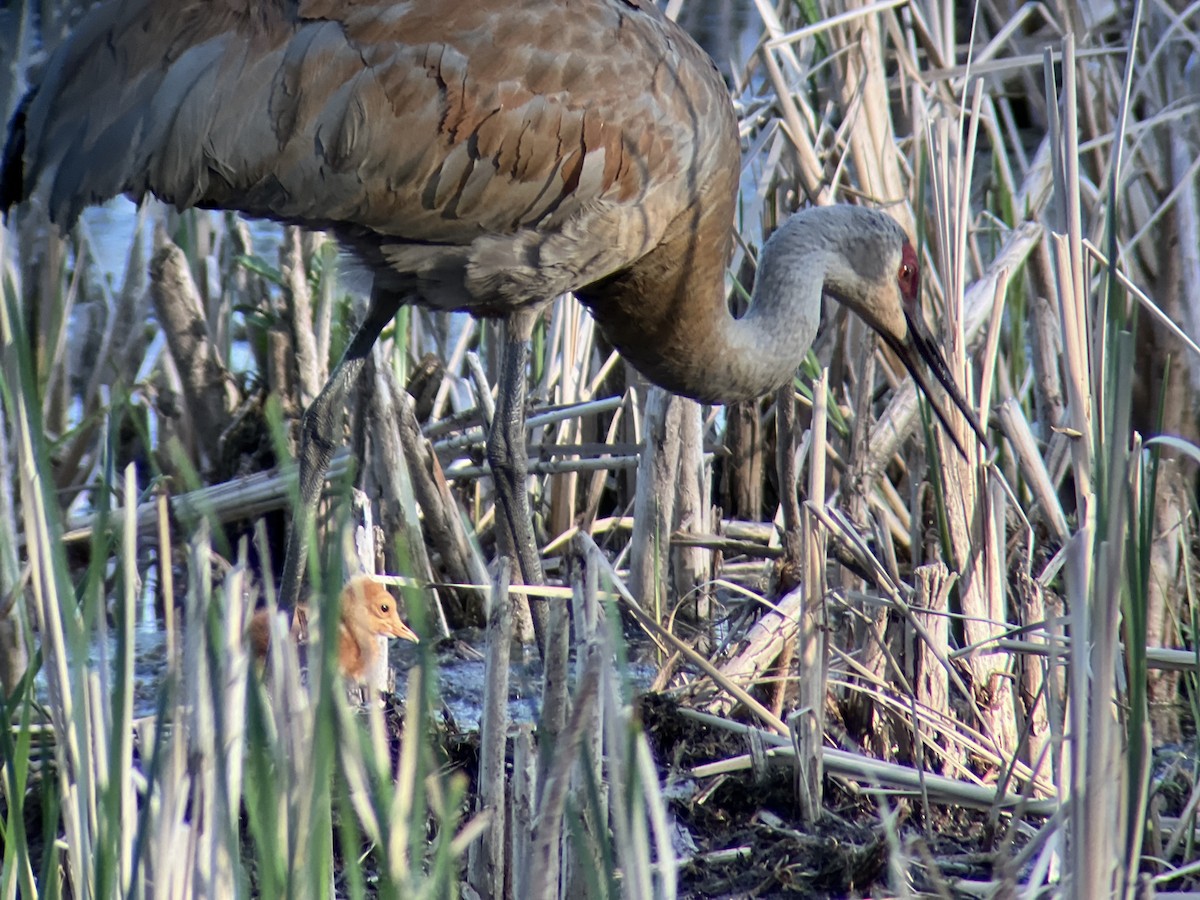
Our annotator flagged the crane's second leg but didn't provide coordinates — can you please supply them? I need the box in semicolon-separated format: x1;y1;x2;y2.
487;309;546;652
277;288;403;611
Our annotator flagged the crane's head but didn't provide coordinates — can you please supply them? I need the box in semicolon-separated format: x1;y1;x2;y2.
884;239;989;460
342;576;419;644
817;208;988;460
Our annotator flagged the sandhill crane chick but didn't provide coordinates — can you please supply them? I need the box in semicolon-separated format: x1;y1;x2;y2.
249;575;418;682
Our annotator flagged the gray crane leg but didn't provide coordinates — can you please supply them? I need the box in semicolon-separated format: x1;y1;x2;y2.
487;309;547;653
277;287;403;612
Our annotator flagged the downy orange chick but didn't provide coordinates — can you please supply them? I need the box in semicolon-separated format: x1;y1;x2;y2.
249;575;419;681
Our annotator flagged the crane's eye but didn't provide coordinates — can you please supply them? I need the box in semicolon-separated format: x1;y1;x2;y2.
897;244;920;302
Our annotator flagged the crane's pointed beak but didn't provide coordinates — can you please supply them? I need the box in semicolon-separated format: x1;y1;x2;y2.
882;310;989;461
389;619;420;644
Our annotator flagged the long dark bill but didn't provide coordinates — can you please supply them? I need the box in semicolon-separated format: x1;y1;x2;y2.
882;310;990;462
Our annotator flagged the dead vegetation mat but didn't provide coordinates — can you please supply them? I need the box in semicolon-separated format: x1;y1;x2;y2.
639;693;1025;898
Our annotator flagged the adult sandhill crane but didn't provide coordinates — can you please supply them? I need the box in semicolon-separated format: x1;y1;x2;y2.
3;0;985;640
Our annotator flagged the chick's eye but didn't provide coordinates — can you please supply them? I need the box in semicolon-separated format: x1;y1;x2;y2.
381;604;390;613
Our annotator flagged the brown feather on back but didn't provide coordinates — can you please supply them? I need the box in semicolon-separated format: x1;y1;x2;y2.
5;0;751;402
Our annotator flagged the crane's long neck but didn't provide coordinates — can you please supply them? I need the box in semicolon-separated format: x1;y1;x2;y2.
337;615;379;678
584;213;839;404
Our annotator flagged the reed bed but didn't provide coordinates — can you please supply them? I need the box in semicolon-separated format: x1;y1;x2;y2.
3;0;1200;898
